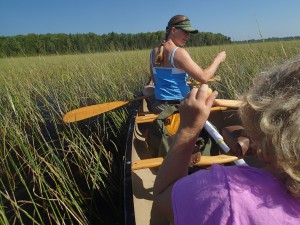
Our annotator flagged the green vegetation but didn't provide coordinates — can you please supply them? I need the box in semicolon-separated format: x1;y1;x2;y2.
0;32;231;57
0;40;300;224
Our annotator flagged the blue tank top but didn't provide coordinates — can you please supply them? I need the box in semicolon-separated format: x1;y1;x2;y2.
151;47;190;100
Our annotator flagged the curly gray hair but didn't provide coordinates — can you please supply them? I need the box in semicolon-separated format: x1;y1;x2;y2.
239;55;300;197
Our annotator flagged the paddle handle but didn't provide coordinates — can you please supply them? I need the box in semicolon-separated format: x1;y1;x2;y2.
213;99;242;108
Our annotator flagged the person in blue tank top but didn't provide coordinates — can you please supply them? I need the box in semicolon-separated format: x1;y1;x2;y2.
145;15;226;113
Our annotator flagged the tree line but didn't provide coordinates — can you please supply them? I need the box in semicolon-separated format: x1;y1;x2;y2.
0;31;232;57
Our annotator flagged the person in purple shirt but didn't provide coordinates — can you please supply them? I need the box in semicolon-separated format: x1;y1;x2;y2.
153;56;300;225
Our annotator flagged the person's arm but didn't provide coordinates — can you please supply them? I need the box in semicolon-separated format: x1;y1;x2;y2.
175;48;226;83
153;85;218;222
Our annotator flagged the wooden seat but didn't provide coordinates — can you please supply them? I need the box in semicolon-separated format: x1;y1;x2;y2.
132;155;239;171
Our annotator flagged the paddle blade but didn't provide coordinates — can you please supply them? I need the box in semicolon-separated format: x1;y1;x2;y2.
63;101;129;123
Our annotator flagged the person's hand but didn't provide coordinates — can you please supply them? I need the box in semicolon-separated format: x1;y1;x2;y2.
178;84;218;135
216;51;226;63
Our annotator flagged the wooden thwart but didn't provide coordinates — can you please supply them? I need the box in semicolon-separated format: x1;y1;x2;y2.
132;154;239;170
136;106;229;124
135;99;242;124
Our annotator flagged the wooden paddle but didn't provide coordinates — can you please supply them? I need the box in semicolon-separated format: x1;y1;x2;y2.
62;76;238;123
63;98;242;123
63;95;150;123
132;155;238;170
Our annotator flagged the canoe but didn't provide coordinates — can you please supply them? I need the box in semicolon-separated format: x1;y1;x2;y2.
123;98;251;225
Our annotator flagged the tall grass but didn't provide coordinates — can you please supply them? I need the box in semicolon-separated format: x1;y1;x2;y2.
189;40;300;98
0;40;299;224
0;51;149;224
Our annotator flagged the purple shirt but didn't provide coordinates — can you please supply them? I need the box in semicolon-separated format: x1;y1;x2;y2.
172;164;300;225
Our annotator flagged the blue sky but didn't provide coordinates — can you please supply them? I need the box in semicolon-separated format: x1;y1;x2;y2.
0;0;299;41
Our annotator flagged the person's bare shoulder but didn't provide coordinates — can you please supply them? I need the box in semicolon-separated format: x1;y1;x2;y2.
174;47;193;68
175;47;190;58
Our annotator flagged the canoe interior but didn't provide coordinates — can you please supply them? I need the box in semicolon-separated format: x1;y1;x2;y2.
125;99;244;225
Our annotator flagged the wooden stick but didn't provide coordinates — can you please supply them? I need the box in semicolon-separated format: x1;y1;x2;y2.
188;75;221;87
135;106;229;124
132;155;238;170
213;99;242;108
